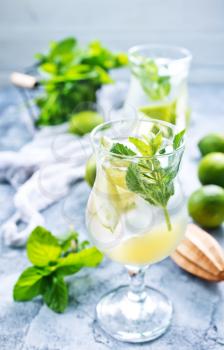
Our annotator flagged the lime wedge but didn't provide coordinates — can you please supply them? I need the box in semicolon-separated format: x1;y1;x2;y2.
100;136;113;150
104;166;136;211
139;100;177;124
90;163;136;234
86;192;123;247
104;167;127;189
92;168;121;231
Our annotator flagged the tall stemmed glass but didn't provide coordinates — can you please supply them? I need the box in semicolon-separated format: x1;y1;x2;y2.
86;118;187;343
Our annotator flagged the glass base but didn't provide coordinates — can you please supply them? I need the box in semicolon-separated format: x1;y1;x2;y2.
96;285;172;343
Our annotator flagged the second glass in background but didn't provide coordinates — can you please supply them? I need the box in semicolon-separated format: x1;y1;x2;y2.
125;45;192;130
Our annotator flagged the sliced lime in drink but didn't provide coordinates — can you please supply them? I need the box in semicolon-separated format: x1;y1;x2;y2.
92;167;121;231
104;166;136;211
139;100;177;124
87;192;123;247
100;136;113;150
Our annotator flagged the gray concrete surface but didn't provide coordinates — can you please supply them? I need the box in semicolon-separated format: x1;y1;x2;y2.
0;84;224;349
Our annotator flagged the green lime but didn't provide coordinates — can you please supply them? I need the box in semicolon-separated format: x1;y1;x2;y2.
69;111;103;136
198;133;224;156
198;152;224;188
188;185;224;228
85;154;96;187
139;100;177;124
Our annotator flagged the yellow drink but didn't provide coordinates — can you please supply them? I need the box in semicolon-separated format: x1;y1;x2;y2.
105;215;186;265
86;164;187;266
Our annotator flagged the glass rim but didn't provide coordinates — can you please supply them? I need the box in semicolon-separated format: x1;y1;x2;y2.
91;118;185;160
128;44;192;66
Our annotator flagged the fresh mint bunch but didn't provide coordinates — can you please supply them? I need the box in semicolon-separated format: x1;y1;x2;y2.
35;38;128;126
13;226;103;313
111;129;185;230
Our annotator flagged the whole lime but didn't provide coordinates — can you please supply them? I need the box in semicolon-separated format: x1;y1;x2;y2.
188;185;224;228
198;133;224;156
69;111;103;136
85;154;96;187
198;152;224;188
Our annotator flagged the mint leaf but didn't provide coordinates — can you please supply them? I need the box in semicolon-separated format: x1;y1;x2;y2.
151;131;163;153
126;157;176;230
13;267;49;301
50;37;76;57
151;124;160;135
27;226;61;267
56;247;103;276
110;143;136;156
157;76;171;99
159;148;166;154
173;129;185;150
133;58;171;101
43;275;68;313
59;231;79;253
126;163;145;195
13;226;103;313
126;161;165;206
128;137;152;156
59;229;90;254
78;240;90;251
129;131;162;157
143;131;163;155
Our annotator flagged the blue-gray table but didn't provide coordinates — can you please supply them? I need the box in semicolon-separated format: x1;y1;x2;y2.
0;85;224;350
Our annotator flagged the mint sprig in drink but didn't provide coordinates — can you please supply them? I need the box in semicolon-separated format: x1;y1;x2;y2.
86;119;187;343
125;45;192;129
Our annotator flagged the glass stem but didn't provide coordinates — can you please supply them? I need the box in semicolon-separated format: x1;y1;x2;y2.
127;266;148;302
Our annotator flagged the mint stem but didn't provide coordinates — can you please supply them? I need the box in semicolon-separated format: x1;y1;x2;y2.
163;206;172;231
